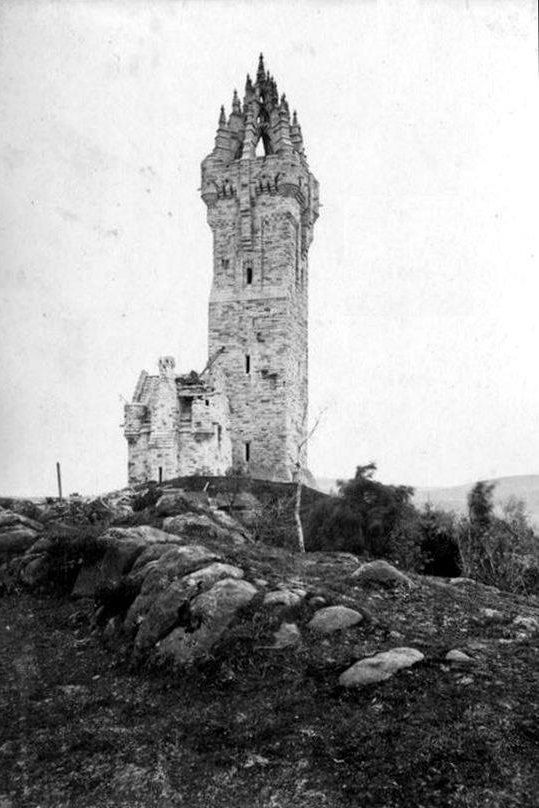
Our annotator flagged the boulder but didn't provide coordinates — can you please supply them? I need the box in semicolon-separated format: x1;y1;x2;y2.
19;555;50;588
192;576;257;625
339;647;424;687
95;525;185;592
351;560;413;588
97;541;145;593
263;589;305;608
445;649;475;664
139;545;220;596
98;525;178;549
134;562;244;653
155;578;257;666
124;545;219;634
162;513;244;544
0;510;43;532
0;527;40;558
130;541;190;573
155;490;209;517
25;536;53;556
308;605;363;634
208;508;251;541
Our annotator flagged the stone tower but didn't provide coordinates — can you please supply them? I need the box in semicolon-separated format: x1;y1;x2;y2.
201;55;319;481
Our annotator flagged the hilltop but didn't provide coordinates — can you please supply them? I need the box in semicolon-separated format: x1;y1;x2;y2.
0;480;538;807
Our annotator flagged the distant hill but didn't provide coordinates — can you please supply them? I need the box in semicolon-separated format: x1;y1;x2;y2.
316;474;539;527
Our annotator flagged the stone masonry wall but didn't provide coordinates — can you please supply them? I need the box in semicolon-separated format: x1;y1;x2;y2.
124;360;232;485
202;151;316;481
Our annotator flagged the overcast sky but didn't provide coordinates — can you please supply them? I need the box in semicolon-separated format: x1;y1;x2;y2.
0;0;538;496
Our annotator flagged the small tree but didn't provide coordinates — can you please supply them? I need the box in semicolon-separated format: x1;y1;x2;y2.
338;464;416;558
458;483;539;593
467;480;495;531
306;463;420;564
417;504;461;577
291;408;326;553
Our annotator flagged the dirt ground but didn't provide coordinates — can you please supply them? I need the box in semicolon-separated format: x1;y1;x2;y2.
0;583;538;808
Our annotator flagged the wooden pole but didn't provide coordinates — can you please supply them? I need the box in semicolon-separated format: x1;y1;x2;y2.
56;461;63;501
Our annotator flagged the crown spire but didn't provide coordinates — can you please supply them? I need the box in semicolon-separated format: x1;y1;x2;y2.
256;52;265;84
206;58;311;162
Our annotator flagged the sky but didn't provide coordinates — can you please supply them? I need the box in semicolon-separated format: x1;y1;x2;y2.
0;0;538;496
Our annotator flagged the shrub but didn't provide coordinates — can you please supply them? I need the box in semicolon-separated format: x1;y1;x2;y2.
305;464;421;564
417;505;461;577
251;494;297;549
132;482;163;512
305;498;364;554
457;486;539;594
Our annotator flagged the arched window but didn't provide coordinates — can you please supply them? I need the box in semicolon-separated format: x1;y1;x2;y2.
246;265;253;285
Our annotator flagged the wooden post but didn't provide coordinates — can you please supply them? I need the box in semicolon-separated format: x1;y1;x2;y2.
56;461;63;501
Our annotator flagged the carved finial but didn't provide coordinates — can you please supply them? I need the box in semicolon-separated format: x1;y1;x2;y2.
256;52;265;84
158;356;175;379
232;89;241;114
280;93;289;117
245;73;253;93
290;108;304;154
218;105;226;127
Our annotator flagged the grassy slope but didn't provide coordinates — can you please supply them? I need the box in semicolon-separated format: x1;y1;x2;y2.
1;538;538;808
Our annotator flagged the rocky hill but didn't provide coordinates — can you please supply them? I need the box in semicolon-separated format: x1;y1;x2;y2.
0;481;538;807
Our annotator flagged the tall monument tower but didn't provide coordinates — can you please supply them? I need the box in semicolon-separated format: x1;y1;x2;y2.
201;55;319;481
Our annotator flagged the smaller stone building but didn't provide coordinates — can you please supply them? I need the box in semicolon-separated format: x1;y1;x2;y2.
124;356;232;485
